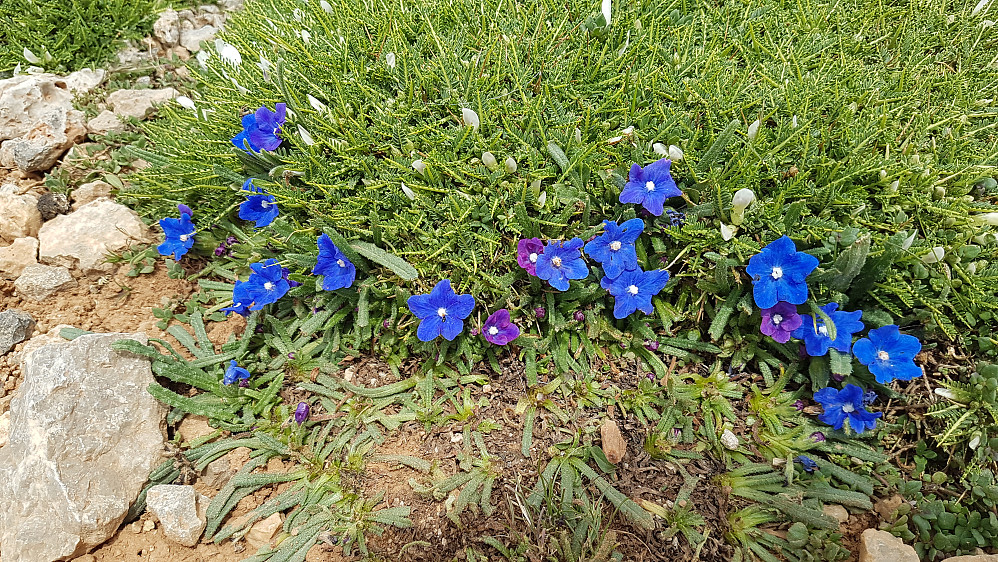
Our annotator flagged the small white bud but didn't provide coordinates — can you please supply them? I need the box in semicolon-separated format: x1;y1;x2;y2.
720;223;736;241
258;54;271;81
385;52;396;69
461;108;480;131
888;180;899;194
747;119;761;141
574;127;582;144
601;0;612;24
973;0;990;16
970;434;981;450
175;96;196;111
973;212;998;226
320;0;332;12
401;183;416;200
22;47;40;64
653;142;668;156
792;115;798;128
879;169;888;180
967;262;978;275
668;145;684;161
307;95;326;112
505;156;517;173
298;124;315;146
301;29;311;44
12;63;20;75
293;8;302;20
731;188;756;211
921;247;945;264
621;125;634;136
412;159;426;175
934;387;955;400
482;151;498;171
901;231;916;250
720;429;739;450
537;191;547;208
196;50;210;69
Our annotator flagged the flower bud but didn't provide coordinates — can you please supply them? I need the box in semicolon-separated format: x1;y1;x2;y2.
668;145;684;161
461;108;480;131
385;52;396;69
294;402;310;424
534;307;546;319
177;204;193;217
482;151;498;171
298;124;315;146
573;311;585;322
901;231;916;250
747;119;760;141
644;340;659;351
730;188;755;225
720;223;736;241
176;96;196;111
921;246;945;264
505;156;517;174
412;159;426;176
974;213;998;226
810;431;826;442
401;183;415;200
383;319;391;328
653;142;668;156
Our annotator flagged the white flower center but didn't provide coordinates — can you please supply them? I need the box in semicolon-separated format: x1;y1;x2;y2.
551;257;563;268
529;252;538;263
841;403;855;413
627;285;639;295
817;325;828;336
610;241;622;251
264;282;274;291
260;201;272;208
645;181;656;192
488;326;499;335
179;234;190;242
878;350;890;361
771;266;783;279
772;314;783;325
437;307;447;318
336;259;345;267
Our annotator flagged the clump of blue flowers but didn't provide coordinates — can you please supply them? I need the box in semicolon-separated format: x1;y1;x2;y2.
619;158;682;216
232;103;287;152
813;383;882;434
407;280;475;342
313;234;356;291
745;235;819;308
853;325;923;383
238;179;279;228
158;204;196;260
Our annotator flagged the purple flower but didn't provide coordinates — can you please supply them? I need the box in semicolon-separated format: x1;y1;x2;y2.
644;340;660;351
760;302;803;344
383;319;391;328
406;280;475;342
573;311;585;322
534;307;546;319
244;259;291;310
810;431;826;442
158;209;196;261
583;218;644;278
619;158;682;216
862;391;878;406
853;325;923;384
231;103;287;152
813;384;882;434
214;245;226;257
223;360;251;385
482;309;520;345
793;399;806;411
516;238;545;276
226;235;238;246
600;267;670;319
791;303;864;357
313;233;357;291
294;402;310;424
745;236;820;308
535;238;589;291
238;179;279;228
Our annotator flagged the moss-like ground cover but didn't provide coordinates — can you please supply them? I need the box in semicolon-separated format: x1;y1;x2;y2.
114;0;998;559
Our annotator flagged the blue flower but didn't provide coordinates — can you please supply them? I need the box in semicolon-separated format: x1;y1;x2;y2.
745;236;819;308
813;384;882;434
791;303;864;357
231;103;287;152
619;158;682;216
312;233;356;290
794;455;818;473
535;238;588;291
223;360;251;385
584;218;644;279
853;325;923;384
157;205;196;260
238;179;279;228
244;259;290;310
406;279;475;342
600;267;670;319
221;280;252;316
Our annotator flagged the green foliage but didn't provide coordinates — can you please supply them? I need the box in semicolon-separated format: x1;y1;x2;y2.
0;0;155;72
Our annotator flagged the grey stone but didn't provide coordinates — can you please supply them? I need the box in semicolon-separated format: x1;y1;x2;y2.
14;264;76;301
63;69;105;94
154;9;181;47
87;110;126;135
0;333;166;561
0;107;87;172
0;74;74;142
0;193;41;243
0;236;38;279
37;199;151;273
822;504;849;524
941;556;998;562
0;310;34;355
71;180;113;209
0;411;8;448
859;529;918;562
179;25;217;52
36;192;70;221
106;88;178;120
146;485;208;547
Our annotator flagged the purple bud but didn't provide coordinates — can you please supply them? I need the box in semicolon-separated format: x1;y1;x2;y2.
294;401;310;424
830;372;845;382
793;400;805;411
573;311;585;322
534;307;546;319
672;428;682;438
644;340;660;351
646;372;655;381
470;328;479;336
620;342;628;349
214;245;226;257
225;235;238;246
288;352;296;359
810;431;826;442
383;319;391;328
178;203;193;217
255;325;265;334
288;279;302;288
238;379;249;387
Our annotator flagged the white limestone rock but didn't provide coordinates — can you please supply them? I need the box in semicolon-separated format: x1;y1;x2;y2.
146;485;209;547
87;110;127;135
71;180;113;209
0;74;74;142
0;236;38;279
0;193;42;244
0;333;166;561
63;68;105;94
37;199;151;273
154;9;181;47
14;264;76;301
0;309;34;355
106;88;178;120
179;25;218;52
0;107;87;172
